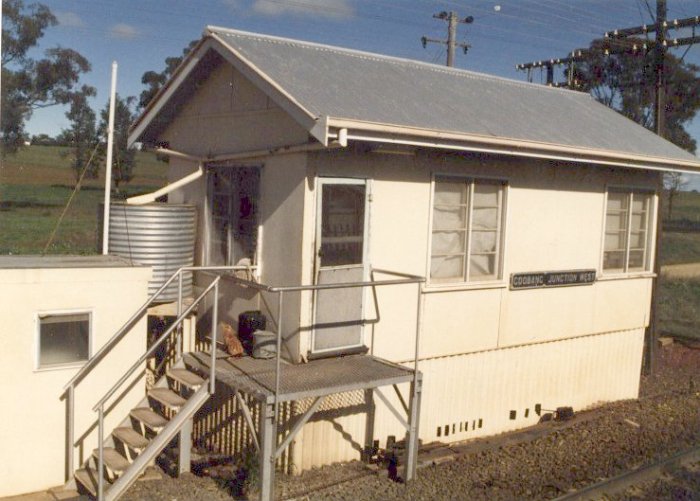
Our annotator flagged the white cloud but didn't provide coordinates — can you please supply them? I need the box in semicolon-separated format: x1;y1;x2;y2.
252;0;354;19
110;23;139;40
56;11;84;28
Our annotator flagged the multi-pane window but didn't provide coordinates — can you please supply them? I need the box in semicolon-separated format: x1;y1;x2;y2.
603;189;654;273
430;177;506;283
208;167;260;266
38;312;90;368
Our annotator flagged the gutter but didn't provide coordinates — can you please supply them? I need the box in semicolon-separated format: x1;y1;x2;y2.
327;118;700;174
127;136;347;205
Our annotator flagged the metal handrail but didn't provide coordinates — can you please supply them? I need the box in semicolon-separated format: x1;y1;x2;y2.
92;278;218;412
64;265;257;392
95;275;222;500
64;264;252;486
63;270;182;391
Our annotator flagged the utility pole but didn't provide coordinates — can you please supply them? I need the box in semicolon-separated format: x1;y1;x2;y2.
421;11;473;67
655;0;667;136
516;1;700;376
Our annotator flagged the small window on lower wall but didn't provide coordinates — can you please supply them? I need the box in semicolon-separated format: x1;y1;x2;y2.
38;312;91;368
430;176;506;283
603;189;655;274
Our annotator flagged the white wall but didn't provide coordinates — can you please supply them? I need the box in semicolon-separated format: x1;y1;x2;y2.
294;149;656;470
306;150;657;361
0;263;151;497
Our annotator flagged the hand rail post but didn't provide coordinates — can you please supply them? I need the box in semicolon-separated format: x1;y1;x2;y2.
274;291;284;424
67;385;74;479
97;404;105;501
177;270;183;360
210;278;219;394
413;282;423;381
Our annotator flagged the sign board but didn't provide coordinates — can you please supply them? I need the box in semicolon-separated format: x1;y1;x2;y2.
510;269;596;290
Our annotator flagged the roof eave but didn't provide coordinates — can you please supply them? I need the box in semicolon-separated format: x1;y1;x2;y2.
128;32;328;148
327;117;700;174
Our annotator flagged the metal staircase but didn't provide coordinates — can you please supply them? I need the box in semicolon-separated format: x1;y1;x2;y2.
73;361;209;500
60;266;245;501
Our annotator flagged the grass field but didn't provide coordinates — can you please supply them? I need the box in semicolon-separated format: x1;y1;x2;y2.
1;145;167;254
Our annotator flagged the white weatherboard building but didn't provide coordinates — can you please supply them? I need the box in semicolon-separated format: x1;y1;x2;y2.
3;27;700;501
127;26;699;473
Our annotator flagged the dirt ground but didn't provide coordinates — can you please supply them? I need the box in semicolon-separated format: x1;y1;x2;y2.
662;262;700;280
119;342;700;501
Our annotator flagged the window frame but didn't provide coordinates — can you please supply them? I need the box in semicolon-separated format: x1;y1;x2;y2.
35;309;93;371
600;186;657;276
205;165;262;269
427;174;508;288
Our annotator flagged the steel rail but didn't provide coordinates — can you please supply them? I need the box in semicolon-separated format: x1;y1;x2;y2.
554;444;700;500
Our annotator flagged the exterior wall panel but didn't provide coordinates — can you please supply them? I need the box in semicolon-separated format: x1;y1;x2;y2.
0;264;151;497
296;328;644;471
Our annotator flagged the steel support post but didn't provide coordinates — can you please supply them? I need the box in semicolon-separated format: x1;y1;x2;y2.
364;388;375;462
177;417;193;476
259;400;276;501
403;377;422;482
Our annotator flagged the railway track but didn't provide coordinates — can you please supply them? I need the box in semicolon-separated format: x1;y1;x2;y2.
554;445;700;500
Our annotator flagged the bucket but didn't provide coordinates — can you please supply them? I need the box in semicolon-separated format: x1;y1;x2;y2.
252;330;277;359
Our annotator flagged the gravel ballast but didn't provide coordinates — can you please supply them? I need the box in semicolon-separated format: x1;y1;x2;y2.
122;343;700;501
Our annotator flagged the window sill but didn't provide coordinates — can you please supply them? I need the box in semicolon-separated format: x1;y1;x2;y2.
424;281;508;293
34;361;87;373
597;271;656;281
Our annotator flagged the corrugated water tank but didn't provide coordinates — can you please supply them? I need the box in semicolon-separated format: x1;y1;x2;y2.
104;203;197;303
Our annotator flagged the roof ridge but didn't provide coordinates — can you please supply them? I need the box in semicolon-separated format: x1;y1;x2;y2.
206;25;591;99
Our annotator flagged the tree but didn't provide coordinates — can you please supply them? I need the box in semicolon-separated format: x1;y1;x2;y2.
99;95;137;193
569;39;700;154
62;86;100;183
1;0;93;153
139;39;198;110
663;172;688;219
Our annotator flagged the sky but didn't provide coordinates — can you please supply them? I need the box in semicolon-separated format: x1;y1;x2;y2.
13;0;700;188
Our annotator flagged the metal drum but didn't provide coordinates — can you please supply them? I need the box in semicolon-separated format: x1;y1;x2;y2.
105;203;197;303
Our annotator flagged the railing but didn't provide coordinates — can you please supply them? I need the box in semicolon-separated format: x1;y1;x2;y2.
62;265;254;493
199;267;426;446
63;264;423;500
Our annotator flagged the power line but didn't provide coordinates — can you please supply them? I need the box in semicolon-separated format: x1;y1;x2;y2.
421;11;474;67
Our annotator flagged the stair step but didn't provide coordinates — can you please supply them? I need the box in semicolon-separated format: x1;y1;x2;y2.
168;368;204;389
149;387;187;410
74;467;101;497
113;427;150;451
130;407;168;431
92;447;131;474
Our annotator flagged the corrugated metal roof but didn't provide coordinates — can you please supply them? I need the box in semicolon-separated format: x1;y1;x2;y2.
206;27;696;165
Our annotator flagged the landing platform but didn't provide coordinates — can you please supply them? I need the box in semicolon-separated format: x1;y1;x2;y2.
184;351;418;403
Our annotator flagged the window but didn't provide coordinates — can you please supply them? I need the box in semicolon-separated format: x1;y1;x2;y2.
208;167;260;266
603;189;655;273
38;312;91;368
430;176;506;283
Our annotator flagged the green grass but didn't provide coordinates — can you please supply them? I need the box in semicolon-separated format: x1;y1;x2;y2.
663;189;700;221
658;278;700;340
1;145;167;254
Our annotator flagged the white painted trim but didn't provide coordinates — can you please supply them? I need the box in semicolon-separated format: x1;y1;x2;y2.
600;184;657;277
128;38;212;147
311;177;370;355
34;309;93;372
332;122;700;173
207;32;321;140
426;173;508;289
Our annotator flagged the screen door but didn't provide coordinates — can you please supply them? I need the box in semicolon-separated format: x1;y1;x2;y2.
311;178;369;355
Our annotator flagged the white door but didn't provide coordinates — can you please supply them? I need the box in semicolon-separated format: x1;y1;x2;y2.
311;178;369;356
